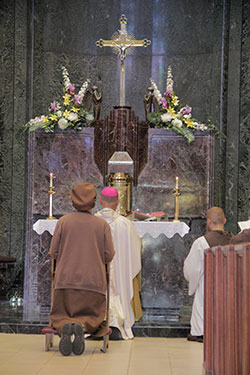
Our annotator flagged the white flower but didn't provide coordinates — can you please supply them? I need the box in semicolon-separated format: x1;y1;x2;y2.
172;118;183;128
196;123;207;130
68;112;78;122
183;113;191;119
166;66;173;91
78;79;91;101
30;116;43;125
161;113;172;122
58;118;68;129
150;78;163;104
62;66;71;90
57;110;62;117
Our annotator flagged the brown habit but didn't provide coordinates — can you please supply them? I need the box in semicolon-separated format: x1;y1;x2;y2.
231;228;250;244
204;230;233;248
49;211;115;334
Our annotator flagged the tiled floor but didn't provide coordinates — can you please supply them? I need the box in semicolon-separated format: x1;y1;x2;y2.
0;334;203;375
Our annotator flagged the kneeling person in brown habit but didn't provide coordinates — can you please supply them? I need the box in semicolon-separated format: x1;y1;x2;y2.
49;182;115;356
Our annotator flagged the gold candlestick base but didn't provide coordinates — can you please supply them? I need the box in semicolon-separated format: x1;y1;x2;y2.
46;216;56;220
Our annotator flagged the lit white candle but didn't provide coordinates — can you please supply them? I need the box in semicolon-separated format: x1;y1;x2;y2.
176;176;179;189
49;173;53;187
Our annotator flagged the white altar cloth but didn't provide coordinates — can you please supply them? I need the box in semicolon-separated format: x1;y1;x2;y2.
33;219;189;239
132;221;189;238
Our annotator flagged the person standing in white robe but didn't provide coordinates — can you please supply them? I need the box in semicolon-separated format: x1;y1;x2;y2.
96;187;142;339
183;207;232;341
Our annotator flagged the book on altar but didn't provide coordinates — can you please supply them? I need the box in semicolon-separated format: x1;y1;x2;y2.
238;219;250;231
130;211;168;221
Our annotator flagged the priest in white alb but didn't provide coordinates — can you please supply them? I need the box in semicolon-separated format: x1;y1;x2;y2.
183;207;232;342
96;187;142;339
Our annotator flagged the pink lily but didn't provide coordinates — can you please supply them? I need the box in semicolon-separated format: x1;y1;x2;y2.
161;97;167;109
49;102;58;112
181;106;192;115
74;95;81;105
164;89;172;99
67;84;75;94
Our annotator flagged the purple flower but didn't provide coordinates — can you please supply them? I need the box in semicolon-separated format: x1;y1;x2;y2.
161;97;167;109
164;89;172;99
181;106;192;115
67;84;75;94
49;102;58;112
74;95;81;105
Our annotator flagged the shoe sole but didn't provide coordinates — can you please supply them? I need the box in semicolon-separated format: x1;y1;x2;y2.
72;324;85;355
59;323;72;356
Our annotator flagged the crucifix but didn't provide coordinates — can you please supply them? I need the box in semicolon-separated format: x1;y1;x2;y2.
96;14;151;106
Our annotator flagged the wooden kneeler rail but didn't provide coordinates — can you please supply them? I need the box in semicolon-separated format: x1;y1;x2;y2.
42;259;111;353
204;243;250;375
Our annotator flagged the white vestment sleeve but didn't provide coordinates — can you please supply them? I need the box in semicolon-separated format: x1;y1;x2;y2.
183;236;209;295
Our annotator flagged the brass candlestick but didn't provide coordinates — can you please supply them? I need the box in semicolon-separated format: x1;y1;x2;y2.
47;173;56;220
173;177;181;222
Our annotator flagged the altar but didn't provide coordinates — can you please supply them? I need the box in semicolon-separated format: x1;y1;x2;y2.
22;121;213;337
29;218;191;325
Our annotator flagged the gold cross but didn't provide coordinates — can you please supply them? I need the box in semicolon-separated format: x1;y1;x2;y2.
96;14;151;106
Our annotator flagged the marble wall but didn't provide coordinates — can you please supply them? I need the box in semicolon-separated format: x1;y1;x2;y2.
0;0;250;293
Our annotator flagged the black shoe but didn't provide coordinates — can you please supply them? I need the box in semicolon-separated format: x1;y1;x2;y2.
72;324;85;355
59;323;73;356
187;333;203;343
109;327;123;340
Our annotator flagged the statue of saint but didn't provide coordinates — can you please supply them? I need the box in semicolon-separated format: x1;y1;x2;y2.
92;86;102;121
143;87;154;120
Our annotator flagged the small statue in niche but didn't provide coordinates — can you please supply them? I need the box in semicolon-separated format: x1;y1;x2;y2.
92;85;102;121
152;93;160;113
83;86;102;121
144;87;154;120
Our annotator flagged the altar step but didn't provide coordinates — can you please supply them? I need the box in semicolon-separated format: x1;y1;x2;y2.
0;321;190;338
0;301;190;338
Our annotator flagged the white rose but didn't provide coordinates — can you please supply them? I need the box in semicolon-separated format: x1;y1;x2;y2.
58;118;68;129
68;112;78;122
161;113;172;123
172;118;183;128
57;110;62;117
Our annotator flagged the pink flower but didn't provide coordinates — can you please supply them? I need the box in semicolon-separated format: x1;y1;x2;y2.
181;106;192;115
161;97;167;109
49;102;58;112
164;89;172;99
74;95;81;105
67;84;75;94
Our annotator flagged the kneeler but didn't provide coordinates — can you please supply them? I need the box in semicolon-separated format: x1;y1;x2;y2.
41;259;111;353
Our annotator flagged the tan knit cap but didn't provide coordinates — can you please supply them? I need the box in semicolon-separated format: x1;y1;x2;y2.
70;182;97;211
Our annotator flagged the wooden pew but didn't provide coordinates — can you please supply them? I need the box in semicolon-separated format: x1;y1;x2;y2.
203;243;250;375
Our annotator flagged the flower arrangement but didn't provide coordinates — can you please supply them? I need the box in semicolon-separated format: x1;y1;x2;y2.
23;67;93;132
147;66;224;143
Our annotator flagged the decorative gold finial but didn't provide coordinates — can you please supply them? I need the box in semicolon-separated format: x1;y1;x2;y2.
119;14;127;24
